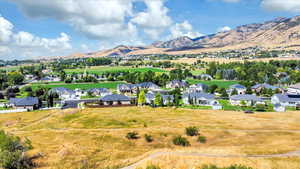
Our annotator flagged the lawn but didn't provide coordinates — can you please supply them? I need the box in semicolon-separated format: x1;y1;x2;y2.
29;81;125;90
187;79;239;88
1;107;300;169
65;66;167;75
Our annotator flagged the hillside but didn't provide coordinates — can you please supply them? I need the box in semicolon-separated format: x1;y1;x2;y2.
2;107;300;169
67;16;300;58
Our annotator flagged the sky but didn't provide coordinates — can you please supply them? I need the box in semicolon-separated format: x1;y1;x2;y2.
0;0;299;60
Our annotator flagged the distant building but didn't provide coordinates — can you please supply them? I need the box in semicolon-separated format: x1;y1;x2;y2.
182;92;220;106
186;83;209;93
9;97;39;110
49;87;77;100
287;83;300;95
117;82;160;94
230;94;264;106
86;88;112;97
145;93;174;105
271;94;300;107
99;94;132;106
251;83;282;93
166;80;189;89
227;84;247;95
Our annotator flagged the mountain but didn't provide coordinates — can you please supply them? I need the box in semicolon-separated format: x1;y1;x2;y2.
67;16;300;58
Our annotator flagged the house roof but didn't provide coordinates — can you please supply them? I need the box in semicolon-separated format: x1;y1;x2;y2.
190;83;209;89
49;87;75;95
137;82;159;89
86;88;110;93
146;93;174;101
251;83;279;90
289;83;300;90
183;92;215;100
9;97;39;106
230;94;262;102
167;80;188;87
100;94;131;102
230;84;246;90
273;94;300;103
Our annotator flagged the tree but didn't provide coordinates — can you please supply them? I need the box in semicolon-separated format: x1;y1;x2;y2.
231;89;238;96
0;130;35;169
7;72;24;85
245;87;253;94
138;90;146;106
209;85;218;94
220;88;229;98
154;93;163;107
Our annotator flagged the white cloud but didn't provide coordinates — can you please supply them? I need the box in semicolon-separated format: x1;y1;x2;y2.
0;16;72;60
217;26;231;33
131;0;172;39
0;16;13;43
170;21;203;39
261;0;300;12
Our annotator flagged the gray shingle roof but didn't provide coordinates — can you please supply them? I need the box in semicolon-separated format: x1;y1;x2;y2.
86;88;110;93
49;87;75;95
251;83;279;90
230;94;262;102
168;80;188;87
9;97;39;106
100;94;131;102
230;84;246;89
183;92;215;100
273;94;300;102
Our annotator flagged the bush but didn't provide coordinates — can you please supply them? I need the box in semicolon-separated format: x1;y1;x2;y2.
172;136;190;146
185;126;199;136
126;132;139;140
201;164;253;169
144;134;154;143
197;136;207;143
0;130;35;169
146;164;161;169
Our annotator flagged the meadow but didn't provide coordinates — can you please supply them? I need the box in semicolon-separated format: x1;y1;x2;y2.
64;66;167;75
1;107;300;169
29;81;125;90
186;79;239;88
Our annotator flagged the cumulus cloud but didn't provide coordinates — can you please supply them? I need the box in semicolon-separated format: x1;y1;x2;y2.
217;26;231;33
131;0;172;39
170;21;203;39
0;16;72;60
261;0;300;12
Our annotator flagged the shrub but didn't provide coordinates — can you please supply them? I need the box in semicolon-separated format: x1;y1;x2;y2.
144;134;154;143
146;164;161;169
172;136;190;146
0;130;35;169
197;136;207;143
185;126;199;136
126;132;139;140
201;164;253;169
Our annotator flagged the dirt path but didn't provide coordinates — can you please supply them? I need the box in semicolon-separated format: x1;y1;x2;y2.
121;150;300;169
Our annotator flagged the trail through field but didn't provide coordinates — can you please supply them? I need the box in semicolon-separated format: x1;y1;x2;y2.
121;150;300;169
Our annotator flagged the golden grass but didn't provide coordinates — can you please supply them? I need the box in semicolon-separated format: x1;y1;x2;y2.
1;107;300;168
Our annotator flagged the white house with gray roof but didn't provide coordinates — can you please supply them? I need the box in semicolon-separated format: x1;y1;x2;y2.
49;87;77;100
99;94;132;106
182;92;219;106
227;84;247;95
117;82;160;94
166;80;189;89
251;83;282;93
9;97;39;110
145;93;174;105
287;83;300;95
186;83;209;93
271;94;300;107
86;88;112;97
230;94;264;106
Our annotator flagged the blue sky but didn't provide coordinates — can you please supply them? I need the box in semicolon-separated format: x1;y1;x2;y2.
0;0;298;60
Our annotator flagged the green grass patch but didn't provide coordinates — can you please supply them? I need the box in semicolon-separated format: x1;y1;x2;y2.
181;105;212;110
29;81;125;90
187;79;239;88
65;66;167;75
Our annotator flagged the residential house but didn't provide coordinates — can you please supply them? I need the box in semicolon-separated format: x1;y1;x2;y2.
99;94;132;106
271;94;300;107
182;92;220;106
49;87;77;100
86;88;112;97
251;83;282;93
166;80;189;89
117;82;160;94
195;74;213;81
273;104;286;112
9;97;39;110
287;83;300;95
117;84;137;94
186;83;209;93
230;94;264;106
39;76;60;83
145;93;174;105
227;84;247;95
137;82;160;90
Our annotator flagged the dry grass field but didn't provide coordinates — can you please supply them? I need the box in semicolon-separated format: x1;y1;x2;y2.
1;107;300;169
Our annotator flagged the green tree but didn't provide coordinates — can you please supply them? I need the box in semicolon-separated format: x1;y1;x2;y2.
0;130;35;169
154;93;163;107
7;72;24;85
231;89;238;96
138;90;146;106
